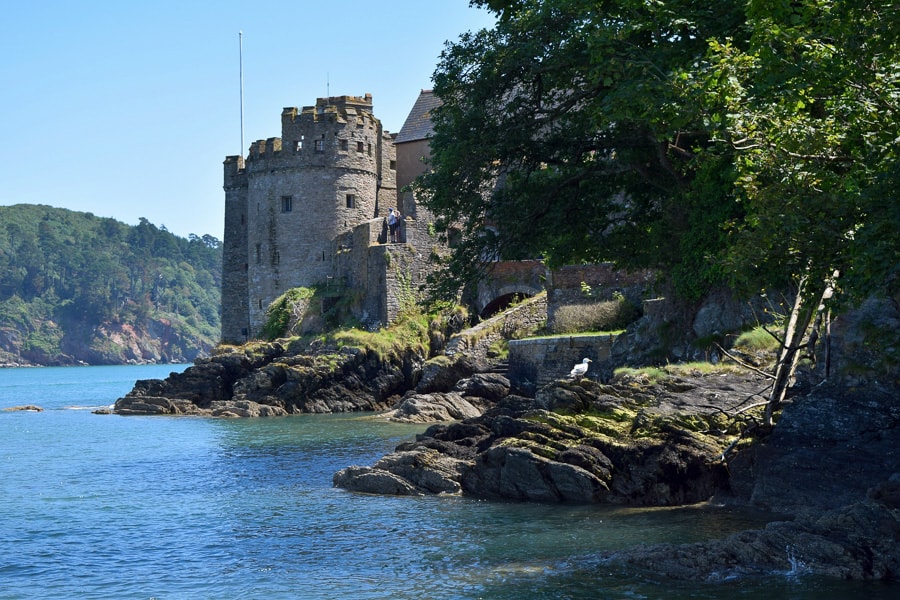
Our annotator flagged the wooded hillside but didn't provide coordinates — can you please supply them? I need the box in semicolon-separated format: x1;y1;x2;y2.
0;204;222;365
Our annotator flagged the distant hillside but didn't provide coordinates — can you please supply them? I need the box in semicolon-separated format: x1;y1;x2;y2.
0;204;222;366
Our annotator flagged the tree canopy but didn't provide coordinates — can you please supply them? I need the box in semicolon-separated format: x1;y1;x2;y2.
419;0;898;305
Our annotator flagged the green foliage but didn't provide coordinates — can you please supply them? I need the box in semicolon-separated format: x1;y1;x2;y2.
733;326;781;354
614;361;748;384
0;204;222;363
330;309;432;363
419;0;898;309
487;337;509;360
260;287;316;340
418;0;748;300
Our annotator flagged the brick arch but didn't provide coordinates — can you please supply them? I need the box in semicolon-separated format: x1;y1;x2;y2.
478;287;542;318
473;260;547;318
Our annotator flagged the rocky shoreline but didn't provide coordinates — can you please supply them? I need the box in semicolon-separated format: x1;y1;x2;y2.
110;308;899;582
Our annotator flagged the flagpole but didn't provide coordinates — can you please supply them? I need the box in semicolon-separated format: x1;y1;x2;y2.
239;30;244;157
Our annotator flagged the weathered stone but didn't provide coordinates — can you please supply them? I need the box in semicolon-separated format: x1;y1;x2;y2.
453;372;510;402
368;448;468;494
332;466;421;496
463;446;609;503
384;392;484;423
727;383;900;515
115;337;424;416
416;355;476;393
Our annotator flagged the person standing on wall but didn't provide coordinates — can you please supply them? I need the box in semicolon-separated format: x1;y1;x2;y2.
388;208;397;243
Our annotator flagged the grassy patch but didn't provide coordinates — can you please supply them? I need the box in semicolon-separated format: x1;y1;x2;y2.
551;297;640;334
613;361;749;384
733;326;781;353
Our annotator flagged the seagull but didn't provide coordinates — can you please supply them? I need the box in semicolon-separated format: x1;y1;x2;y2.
569;358;592;379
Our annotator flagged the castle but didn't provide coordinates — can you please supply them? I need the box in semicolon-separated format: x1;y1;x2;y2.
220;92;441;343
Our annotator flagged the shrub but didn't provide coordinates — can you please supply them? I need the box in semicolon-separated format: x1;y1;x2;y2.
260;287;316;340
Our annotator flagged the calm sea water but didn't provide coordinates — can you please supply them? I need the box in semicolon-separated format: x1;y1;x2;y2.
0;365;895;599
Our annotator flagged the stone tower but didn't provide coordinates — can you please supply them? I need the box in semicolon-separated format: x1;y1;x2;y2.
221;94;396;343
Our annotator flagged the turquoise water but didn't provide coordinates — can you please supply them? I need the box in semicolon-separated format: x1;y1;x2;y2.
0;365;895;599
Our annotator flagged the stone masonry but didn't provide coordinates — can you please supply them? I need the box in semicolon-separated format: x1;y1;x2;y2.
222;94;398;343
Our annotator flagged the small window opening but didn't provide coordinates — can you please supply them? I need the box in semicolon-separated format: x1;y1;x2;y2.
315;139;325;153
340;139;348;151
346;194;356;208
356;141;365;153
281;196;293;212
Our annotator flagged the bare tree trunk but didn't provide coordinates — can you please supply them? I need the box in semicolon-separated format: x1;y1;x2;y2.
763;273;835;427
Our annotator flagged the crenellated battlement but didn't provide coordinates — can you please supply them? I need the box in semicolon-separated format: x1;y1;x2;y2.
221;92;398;343
223;155;247;190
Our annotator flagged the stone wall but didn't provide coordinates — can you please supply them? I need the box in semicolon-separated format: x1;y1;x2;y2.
446;294;548;363
508;334;617;392
221;156;249;343
546;263;655;331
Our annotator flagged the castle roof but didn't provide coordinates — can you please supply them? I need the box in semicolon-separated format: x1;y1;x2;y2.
394;90;441;144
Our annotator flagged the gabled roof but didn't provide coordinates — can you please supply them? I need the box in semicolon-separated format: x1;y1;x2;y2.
394;90;442;144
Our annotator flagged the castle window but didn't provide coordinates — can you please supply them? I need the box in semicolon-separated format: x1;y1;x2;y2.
340;139;348;152
390;160;396;170
281;196;293;213
315;139;325;153
356;141;365;153
346;194;356;208
255;244;261;263
368;143;372;156
258;299;263;310
295;140;302;151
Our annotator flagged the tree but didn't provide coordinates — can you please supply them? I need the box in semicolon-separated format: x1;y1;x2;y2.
419;0;748;300
420;0;898;425
697;0;899;423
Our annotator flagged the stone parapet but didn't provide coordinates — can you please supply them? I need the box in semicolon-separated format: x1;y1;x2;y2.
508;334;618;392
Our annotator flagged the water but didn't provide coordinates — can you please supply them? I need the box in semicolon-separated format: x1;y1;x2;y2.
1;365;895;599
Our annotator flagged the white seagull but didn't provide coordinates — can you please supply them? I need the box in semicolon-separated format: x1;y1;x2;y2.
569;358;592;379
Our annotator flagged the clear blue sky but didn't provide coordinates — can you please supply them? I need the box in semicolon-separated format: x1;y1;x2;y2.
1;1;495;240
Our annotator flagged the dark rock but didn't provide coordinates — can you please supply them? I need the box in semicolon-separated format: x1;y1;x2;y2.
453;372;510;402
384;392;485;423
334;448;469;495
335;377;739;506
727;384;900;515
462;446;610;503
114;339;425;416
416;355;476;393
603;496;900;581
